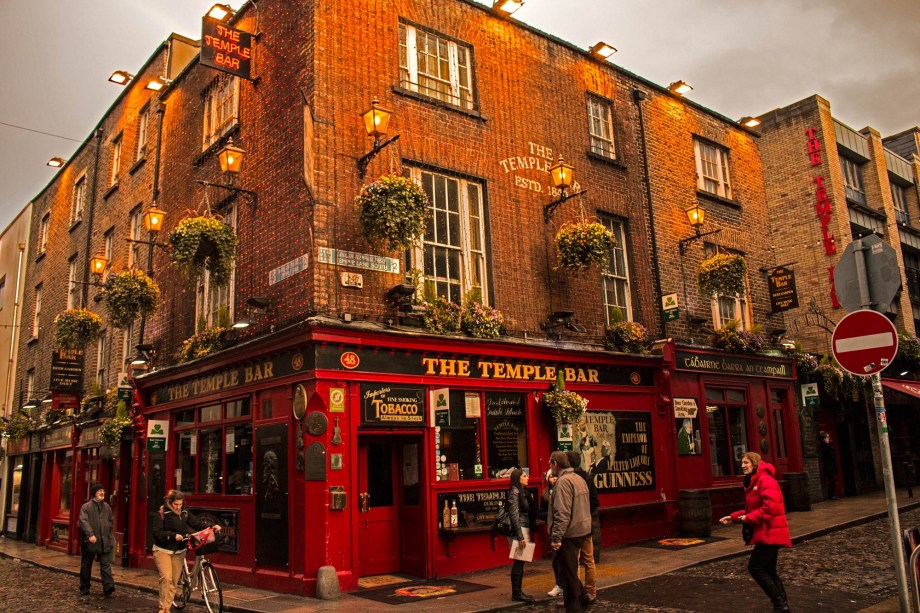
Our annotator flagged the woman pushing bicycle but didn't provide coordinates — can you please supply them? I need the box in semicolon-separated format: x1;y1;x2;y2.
153;489;222;613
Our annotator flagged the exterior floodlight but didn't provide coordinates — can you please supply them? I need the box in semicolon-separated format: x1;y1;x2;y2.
668;80;693;95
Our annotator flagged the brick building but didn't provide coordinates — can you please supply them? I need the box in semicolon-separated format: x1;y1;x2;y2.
757;95;920;500
7;0;805;595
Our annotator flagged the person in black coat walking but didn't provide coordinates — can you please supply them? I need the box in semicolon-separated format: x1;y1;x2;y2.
819;432;839;500
507;468;536;602
78;484;115;597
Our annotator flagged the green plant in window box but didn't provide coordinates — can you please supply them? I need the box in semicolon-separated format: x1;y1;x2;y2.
179;327;227;362
543;371;588;425
356;174;429;251
422;281;461;334
168;213;238;286
53;308;103;349
712;320;766;354
697;253;747;297
42;406;66;427
5;410;33;442
460;288;504;339
99;415;131;449
554;220;615;272
102;269;160;329
604;307;652;353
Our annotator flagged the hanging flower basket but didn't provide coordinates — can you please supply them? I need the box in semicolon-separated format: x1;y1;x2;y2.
815;363;844;401
99;415;131;449
103;270;160;329
53;308;103;349
543;371;588;425
698;253;747;297
179;327;227;362
554;221;615;272
169;214;238;286
5;411;33;442
356;174;428;251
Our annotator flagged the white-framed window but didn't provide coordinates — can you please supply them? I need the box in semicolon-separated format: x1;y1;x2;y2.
135;106;149;161
202;76;240;150
110;134;122;186
599;214;630;322
95;332;107;386
25;369;34;403
587;94;616;159
891;182;909;225
103;228;114;280
67;256;79;309
129;207;143;267
72;173;87;224
195;204;237;328
38;213;50;254
408;168;487;303
31;284;42;338
122;321;134;367
840;156;865;205
398;22;474;110
705;246;751;330
694;139;732;199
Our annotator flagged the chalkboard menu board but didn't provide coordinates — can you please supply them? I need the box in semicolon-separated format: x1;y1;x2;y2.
485;393;526;477
437;486;538;534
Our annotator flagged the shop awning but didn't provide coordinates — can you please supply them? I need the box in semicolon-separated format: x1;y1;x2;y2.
882;379;920;400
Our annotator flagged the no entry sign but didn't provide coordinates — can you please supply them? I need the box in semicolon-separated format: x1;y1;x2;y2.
831;310;898;376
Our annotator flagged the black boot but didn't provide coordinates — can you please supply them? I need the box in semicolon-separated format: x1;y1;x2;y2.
511;564;534;602
772;578;790;612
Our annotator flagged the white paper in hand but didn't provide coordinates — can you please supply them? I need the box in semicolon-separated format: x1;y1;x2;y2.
508;540;535;563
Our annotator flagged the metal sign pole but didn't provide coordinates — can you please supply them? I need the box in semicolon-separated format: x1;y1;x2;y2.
871;373;911;612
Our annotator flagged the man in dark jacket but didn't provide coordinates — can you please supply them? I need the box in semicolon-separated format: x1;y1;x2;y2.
78;484;115;596
567;450;599;602
548;451;592;612
819;432;839;500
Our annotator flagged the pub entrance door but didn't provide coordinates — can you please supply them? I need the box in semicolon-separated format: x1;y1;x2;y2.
357;434;424;577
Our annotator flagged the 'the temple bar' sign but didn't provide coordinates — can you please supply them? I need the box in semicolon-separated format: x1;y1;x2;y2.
201;18;254;80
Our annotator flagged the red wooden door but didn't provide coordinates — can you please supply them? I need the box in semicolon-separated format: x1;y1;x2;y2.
358;439;401;576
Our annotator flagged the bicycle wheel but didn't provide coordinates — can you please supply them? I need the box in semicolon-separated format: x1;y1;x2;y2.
172;565;191;610
200;561;223;613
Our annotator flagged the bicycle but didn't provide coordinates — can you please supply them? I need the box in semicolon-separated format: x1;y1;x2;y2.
172;527;223;613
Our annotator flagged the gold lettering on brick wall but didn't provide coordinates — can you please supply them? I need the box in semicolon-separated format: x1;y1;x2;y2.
498;141;582;195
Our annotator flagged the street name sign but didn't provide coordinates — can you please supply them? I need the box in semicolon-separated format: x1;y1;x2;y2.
831;310;898;376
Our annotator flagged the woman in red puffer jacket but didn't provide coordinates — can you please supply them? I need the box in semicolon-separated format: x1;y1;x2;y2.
720;452;792;613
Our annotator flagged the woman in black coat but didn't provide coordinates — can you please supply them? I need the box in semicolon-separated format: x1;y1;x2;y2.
152;490;221;613
507;468;536;602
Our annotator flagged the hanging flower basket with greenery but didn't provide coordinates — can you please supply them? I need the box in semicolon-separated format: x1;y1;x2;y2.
356;174;428;251
815;362;844;401
103;269;160;329
179;327;227;362
554;221;615;272
793;346;819;381
169;214;238;286
42;406;66;427
698;253;747;297
712;320;767;353
5;411;33;442
53;308;103;349
99;415;131;449
460;289;504;339
543;372;588;425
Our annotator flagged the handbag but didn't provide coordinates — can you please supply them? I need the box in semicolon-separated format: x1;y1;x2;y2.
742;522;754;545
491;502;515;537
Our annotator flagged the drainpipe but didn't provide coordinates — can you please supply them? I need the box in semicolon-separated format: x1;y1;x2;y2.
632;89;667;339
82;128;104;306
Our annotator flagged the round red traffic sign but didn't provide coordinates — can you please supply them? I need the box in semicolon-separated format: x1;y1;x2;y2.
831;310;898;376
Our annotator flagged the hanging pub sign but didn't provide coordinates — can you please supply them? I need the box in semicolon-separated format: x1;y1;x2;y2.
574;411;654;492
768;266;799;313
50;348;84;392
200;17;254;80
361;384;426;427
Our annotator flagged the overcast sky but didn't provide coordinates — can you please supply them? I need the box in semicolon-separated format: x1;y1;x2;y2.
1;0;918;232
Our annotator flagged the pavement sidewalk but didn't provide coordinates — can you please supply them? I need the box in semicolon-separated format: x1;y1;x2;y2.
1;488;917;612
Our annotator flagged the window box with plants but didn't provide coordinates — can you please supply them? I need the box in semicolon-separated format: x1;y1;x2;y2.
604;308;651;353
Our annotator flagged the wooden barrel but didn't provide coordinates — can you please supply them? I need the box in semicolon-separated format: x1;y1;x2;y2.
783;472;811;512
678;489;712;537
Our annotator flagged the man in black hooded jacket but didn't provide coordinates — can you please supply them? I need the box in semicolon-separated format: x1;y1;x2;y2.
78;484;115;596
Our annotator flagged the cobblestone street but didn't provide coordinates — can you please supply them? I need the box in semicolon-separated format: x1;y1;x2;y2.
0;557;207;613
500;507;920;613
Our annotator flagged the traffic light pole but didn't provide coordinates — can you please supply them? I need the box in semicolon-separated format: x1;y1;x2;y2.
852;242;910;612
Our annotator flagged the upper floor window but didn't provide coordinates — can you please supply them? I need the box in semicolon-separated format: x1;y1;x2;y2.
67;256;79;309
95;332;107;387
103;228;115;281
694;139;732;199
196;204;237;328
38;213;50;255
840;156;865;205
136;106;149;161
587;95;616;159
599;214;630;322
705;245;751;331
121;321;134;367
26;369;35;402
399;23;474;110
72;174;87;224
409;168;487;303
110;134;122;186
31;284;42;338
891;182;909;225
129;207;143;268
202;76;240;150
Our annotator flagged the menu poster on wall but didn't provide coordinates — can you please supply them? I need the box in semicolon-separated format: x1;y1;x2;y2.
576;411;655;492
486;394;526;477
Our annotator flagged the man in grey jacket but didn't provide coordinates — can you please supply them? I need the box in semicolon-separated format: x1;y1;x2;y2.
548;451;592;612
78;484;115;596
